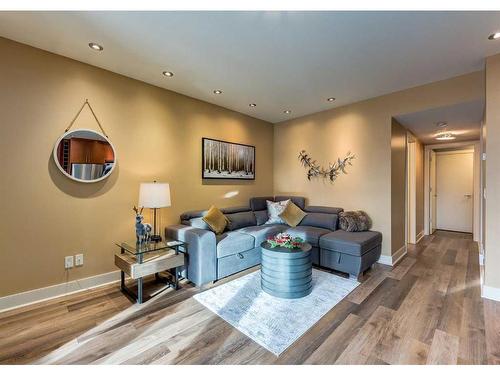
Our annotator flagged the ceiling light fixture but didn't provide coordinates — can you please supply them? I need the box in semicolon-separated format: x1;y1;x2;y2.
488;32;500;40
436;132;456;141
284;110;291;114
327;97;336;102
213;90;222;94
249;103;256;107
88;42;103;51
162;71;174;77
436;121;448;128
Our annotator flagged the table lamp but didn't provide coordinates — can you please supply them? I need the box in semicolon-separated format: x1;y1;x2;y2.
138;181;171;242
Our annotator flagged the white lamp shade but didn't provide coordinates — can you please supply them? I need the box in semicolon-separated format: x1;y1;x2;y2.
138;182;171;208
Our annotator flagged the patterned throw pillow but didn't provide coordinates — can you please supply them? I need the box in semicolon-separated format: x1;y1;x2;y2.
279;201;307;227
202;206;229;234
265;199;290;225
339;211;371;232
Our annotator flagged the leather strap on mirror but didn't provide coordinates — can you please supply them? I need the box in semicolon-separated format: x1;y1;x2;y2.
65;99;109;138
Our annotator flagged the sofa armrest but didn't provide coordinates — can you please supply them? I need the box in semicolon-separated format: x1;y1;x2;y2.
166;224;217;286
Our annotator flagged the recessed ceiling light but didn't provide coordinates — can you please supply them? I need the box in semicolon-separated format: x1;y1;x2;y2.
213;90;223;94
327;97;336;102
284;110;291;114
88;42;103;51
249;103;257;107
162;71;174;77
436;133;456;141
436;121;448;128
488;32;500;40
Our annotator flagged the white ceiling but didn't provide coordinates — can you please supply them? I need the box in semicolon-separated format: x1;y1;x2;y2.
395;100;483;144
0;11;500;123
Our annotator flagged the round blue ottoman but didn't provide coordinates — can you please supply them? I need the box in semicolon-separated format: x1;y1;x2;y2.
260;241;313;299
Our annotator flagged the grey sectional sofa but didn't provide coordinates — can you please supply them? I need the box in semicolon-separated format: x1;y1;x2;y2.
166;196;382;286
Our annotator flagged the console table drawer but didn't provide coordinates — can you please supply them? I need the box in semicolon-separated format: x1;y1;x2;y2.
115;252;185;279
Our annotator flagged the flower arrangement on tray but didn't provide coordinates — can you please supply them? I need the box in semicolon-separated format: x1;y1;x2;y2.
266;233;304;249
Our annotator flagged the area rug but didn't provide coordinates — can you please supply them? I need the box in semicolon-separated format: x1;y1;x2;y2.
193;269;359;356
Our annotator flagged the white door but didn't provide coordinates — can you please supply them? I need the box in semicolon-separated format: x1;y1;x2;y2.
436;151;473;233
430;150;437;233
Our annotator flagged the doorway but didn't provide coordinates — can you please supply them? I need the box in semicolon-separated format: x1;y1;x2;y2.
435;149;473;232
424;142;480;240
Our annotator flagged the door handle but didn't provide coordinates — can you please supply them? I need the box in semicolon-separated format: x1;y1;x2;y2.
464;194;472;198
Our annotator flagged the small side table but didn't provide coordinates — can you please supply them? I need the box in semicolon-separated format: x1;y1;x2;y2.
115;239;186;304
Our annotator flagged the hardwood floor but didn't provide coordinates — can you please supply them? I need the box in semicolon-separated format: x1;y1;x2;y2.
1;230;499;364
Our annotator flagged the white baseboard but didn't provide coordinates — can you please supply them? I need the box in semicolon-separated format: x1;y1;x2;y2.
482;284;500;302
377;255;393;266
378;245;407;266
416;231;425;244
0;270;121;313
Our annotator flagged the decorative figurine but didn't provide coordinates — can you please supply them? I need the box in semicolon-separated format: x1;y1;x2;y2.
133;206;152;245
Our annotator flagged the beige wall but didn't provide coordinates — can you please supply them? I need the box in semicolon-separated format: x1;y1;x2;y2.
274;71;484;258
485;53;500;289
391;119;406;254
0;37;274;297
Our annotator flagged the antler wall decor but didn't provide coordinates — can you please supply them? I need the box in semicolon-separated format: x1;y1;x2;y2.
298;150;355;182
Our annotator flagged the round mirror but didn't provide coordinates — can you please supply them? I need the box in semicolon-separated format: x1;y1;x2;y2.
53;129;116;183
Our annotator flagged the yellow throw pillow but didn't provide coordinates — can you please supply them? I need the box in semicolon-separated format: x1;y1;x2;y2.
279;201;307;227
202;206;229;234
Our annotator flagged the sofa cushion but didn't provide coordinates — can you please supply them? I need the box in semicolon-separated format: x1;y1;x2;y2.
237;224;288;245
319;230;382;257
338;211;371;232
305;206;343;215
254;210;269;226
216;232;255;258
203;206;229;235
284;226;331;247
265;199;290;225
221;206;252;215
180;209;208;221
280;201;307;227
250;196;274;211
275;196;306;210
226;211;257;231
182;217;210;230
180;206;250;221
300;212;338;231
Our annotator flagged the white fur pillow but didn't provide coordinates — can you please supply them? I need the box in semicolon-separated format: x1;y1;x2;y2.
265;199;290;225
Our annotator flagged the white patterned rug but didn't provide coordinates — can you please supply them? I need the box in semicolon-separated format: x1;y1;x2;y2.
193;269;359;356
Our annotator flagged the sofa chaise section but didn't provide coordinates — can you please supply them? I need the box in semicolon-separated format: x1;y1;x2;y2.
319;230;382;278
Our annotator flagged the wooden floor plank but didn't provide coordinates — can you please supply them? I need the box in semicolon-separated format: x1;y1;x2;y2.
304;313;365;364
484;298;500;365
386;256;417;280
426;329;460;364
346;270;387;305
335;306;395;364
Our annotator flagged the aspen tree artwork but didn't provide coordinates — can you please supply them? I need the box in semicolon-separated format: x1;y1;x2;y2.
202;138;255;179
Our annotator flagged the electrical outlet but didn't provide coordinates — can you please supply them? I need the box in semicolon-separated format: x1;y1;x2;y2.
65;256;74;269
75;253;84;267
